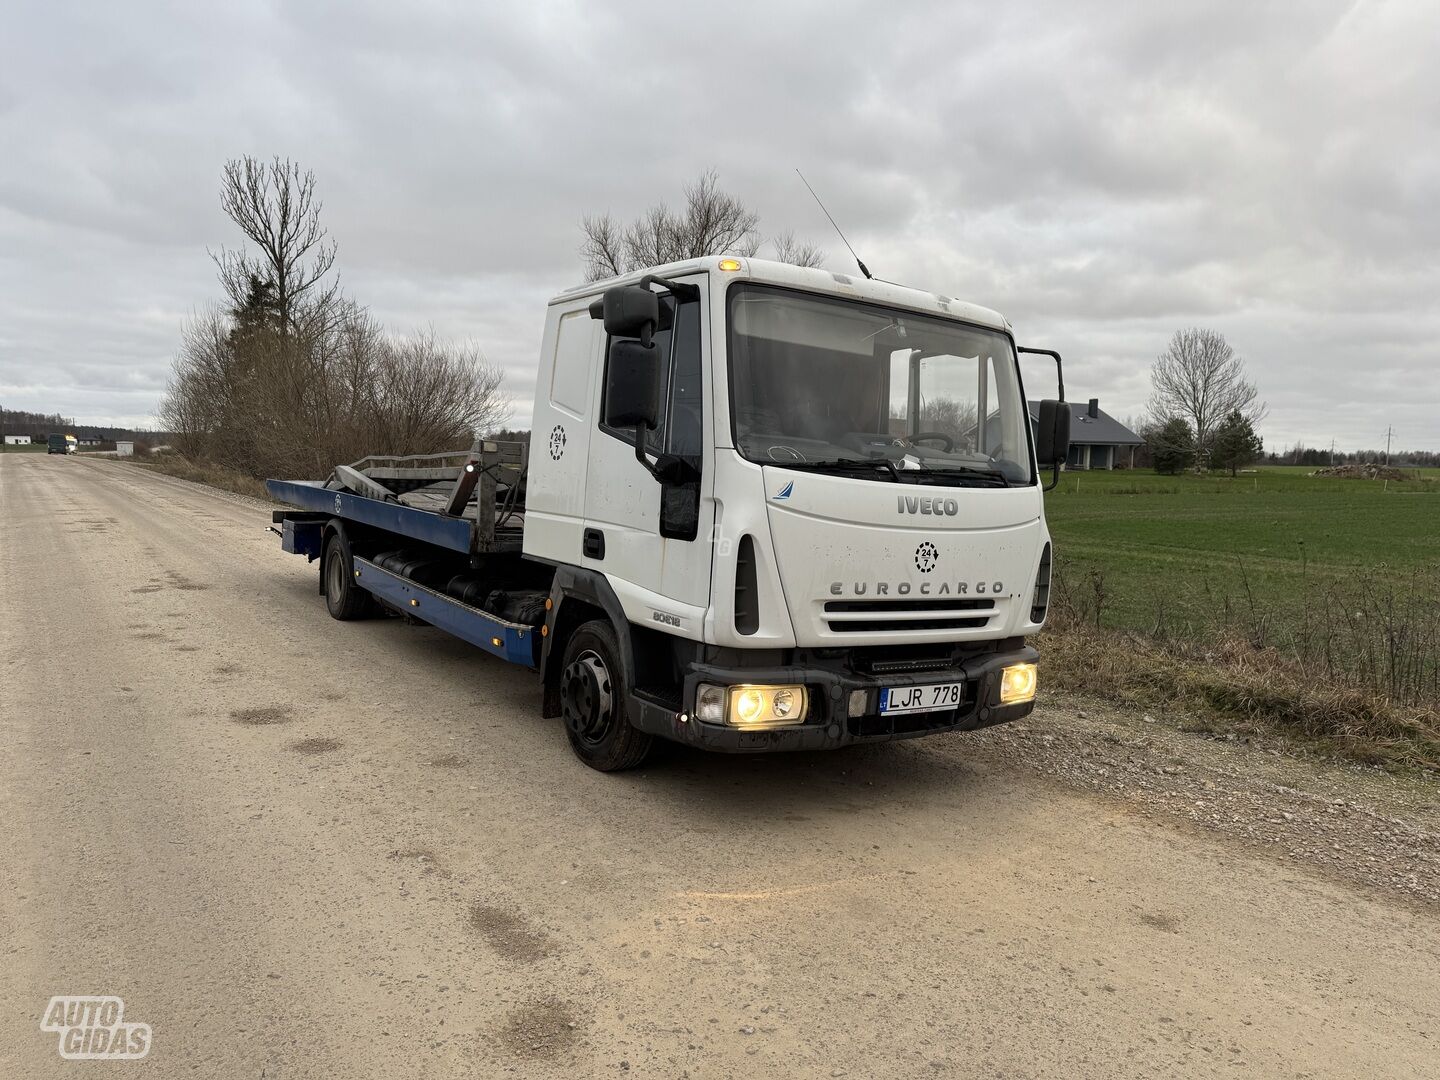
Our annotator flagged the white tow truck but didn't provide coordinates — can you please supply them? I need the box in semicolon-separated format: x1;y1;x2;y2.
268;256;1072;771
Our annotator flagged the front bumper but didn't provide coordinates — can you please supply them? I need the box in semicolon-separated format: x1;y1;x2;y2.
629;642;1040;753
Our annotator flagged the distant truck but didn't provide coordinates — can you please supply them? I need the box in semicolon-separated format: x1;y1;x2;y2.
47;433;71;455
267;257;1072;771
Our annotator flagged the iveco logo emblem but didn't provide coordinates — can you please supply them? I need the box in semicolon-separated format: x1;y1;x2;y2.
898;495;959;516
915;541;939;573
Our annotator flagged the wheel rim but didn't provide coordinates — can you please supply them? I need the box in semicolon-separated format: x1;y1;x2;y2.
561;649;614;748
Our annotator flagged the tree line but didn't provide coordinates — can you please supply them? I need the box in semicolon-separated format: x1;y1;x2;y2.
1266;446;1439;467
0;409;162;443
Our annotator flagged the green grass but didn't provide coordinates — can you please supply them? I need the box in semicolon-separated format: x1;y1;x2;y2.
1044;466;1439;636
1042;465;1440;765
1;442;53;453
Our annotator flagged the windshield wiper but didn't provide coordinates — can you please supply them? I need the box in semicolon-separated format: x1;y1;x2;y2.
914;464;1011;488
771;458;904;483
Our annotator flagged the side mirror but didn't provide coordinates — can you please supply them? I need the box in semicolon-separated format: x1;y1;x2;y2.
590;285;660;339
604;340;662;430
1035;400;1071;465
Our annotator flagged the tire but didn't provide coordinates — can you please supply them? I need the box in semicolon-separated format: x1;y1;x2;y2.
323;529;373;620
558;620;653;772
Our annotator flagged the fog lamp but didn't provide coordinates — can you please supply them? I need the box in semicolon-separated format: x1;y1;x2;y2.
999;663;1038;705
695;683;726;723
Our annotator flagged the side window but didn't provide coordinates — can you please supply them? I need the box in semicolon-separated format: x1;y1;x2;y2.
664;299;703;458
600;295;703;461
550;309;596;416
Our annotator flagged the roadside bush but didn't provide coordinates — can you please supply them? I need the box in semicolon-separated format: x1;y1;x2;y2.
161;304;508;479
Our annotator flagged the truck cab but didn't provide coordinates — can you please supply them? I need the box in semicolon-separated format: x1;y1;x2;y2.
524;257;1069;764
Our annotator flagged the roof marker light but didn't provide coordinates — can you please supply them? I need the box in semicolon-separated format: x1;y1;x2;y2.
718;258;742;272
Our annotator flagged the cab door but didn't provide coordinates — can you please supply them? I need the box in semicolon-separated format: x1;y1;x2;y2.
582;274;713;629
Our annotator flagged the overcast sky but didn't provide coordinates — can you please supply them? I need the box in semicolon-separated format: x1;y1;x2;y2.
2;0;1436;451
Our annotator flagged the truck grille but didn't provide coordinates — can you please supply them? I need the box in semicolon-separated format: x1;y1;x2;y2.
822;597;996;634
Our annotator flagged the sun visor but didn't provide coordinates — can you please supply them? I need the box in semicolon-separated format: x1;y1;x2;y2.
729;294;888;356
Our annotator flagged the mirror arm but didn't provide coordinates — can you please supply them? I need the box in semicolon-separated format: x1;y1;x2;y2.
633;427;664;481
1043;459;1061;492
1020;346;1067;491
1017;346;1065;402
640;274;701;302
1019;347;1065;403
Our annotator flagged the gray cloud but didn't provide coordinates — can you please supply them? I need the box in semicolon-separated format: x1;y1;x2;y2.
2;0;1436;451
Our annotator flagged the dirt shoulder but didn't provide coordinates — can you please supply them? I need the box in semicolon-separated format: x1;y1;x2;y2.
967;692;1440;909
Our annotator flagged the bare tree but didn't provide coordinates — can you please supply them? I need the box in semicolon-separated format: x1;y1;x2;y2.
579;212;625;280
164;155;510;478
580;170;821;280
771;230;825;269
212;156;338;331
1147;328;1265;463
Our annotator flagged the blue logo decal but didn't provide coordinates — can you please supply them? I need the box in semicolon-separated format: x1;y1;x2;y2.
773;481;793;501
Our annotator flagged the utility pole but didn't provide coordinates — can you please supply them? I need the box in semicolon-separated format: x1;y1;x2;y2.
1329;439;1335;466
1383;426;1394;465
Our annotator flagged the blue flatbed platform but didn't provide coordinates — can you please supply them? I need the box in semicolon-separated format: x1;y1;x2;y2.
266;478;474;553
267;478;539;669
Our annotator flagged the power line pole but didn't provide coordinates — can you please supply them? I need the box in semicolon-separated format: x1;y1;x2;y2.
1383;426;1394;465
1329;439;1335;466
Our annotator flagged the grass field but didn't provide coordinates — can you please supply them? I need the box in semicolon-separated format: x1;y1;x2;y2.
1044;466;1439;635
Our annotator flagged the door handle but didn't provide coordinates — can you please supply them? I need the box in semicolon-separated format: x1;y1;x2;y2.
583;528;605;560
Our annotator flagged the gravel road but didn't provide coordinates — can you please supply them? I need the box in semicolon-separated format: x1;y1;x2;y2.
2;452;1436;1078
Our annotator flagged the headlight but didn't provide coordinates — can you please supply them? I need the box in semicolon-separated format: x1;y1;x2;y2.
694;683;809;728
999;663;1038;705
695;683;726;723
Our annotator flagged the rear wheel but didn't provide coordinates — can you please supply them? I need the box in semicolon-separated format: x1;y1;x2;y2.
323;530;373;620
559;620;653;772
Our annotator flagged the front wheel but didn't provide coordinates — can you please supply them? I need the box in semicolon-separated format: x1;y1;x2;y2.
559;620;653;772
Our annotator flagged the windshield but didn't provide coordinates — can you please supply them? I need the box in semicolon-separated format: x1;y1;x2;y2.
726;284;1034;485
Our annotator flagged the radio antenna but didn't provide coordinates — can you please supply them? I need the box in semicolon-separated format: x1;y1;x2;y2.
796;169;872;279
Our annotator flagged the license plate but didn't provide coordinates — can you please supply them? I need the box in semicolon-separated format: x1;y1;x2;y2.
879;682;964;715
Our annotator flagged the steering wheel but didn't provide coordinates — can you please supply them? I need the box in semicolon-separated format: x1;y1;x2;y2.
905;431;955;452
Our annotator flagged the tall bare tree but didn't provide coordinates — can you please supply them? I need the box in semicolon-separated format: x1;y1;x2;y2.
212;156;338;332
580;170;823;281
164;156;510;477
1147;328;1265;463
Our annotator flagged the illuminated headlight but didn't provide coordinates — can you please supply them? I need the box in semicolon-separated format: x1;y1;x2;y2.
999;663;1038;705
695;683;808;728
